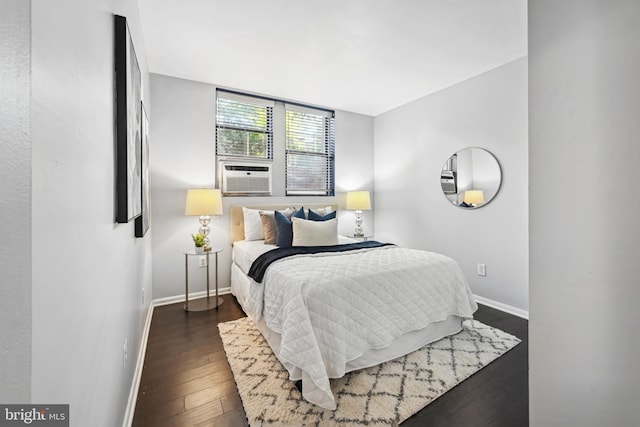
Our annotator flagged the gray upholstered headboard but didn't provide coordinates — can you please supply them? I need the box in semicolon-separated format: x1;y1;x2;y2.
230;204;339;243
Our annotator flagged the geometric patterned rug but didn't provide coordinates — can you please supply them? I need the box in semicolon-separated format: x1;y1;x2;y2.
218;317;520;426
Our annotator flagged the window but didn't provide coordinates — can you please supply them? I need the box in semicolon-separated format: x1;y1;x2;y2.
215;89;336;196
285;105;335;196
216;91;273;159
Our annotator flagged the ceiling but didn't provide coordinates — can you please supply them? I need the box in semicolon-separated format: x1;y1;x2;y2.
139;0;527;116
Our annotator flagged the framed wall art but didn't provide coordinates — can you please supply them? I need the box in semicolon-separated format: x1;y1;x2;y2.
114;14;142;223
135;102;150;237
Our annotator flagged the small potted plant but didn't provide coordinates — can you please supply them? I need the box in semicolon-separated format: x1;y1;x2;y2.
192;233;206;253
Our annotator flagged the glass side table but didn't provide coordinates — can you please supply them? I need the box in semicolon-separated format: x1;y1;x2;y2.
183;247;223;312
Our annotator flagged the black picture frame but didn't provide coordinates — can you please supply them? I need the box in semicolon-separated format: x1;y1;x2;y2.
115;14;142;223
135;102;150;237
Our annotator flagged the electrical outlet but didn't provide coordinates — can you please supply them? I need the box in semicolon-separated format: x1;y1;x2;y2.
123;339;128;369
477;263;486;276
198;256;207;268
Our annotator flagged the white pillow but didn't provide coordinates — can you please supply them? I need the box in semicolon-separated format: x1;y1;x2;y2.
242;207;264;241
292;217;339;246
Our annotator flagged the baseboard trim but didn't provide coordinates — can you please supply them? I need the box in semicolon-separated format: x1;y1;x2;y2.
153;287;233;307
474;294;529;320
122;301;155;427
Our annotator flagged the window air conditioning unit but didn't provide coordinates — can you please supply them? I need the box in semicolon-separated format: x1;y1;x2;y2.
220;161;272;196
440;170;457;194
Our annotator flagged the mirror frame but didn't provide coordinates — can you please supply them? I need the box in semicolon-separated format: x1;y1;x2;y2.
440;147;502;209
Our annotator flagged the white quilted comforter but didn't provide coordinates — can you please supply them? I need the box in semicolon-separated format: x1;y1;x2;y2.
244;245;478;409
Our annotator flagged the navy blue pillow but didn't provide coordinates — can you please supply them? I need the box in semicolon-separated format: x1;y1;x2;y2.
275;207;305;247
308;209;336;221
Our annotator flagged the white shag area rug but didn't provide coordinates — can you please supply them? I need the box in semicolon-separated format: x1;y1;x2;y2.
218;317;520;426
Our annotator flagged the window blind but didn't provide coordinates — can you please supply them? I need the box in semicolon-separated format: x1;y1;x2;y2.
216;91;274;159
285;104;335;196
444;153;457;172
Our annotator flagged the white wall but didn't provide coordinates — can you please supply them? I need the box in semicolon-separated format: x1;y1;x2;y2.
30;0;152;425
0;0;32;403
149;74;374;300
373;57;529;313
529;1;640;426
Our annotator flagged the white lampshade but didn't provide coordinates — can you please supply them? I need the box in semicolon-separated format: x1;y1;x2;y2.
463;190;485;205
185;189;223;216
346;191;371;211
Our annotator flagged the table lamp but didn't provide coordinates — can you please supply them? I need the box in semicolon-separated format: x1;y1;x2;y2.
346;190;371;236
185;188;223;248
463;190;485;207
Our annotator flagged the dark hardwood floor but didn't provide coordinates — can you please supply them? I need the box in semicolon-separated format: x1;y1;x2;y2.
132;297;528;426
402;304;529;427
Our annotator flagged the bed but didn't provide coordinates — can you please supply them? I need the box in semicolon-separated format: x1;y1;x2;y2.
229;204;478;410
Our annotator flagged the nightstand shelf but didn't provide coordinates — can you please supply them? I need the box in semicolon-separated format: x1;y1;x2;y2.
183;248;223;312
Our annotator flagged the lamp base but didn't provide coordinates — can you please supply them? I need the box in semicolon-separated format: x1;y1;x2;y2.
199;215;211;246
354;210;364;236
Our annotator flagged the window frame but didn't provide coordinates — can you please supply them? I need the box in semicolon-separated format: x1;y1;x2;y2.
215;89;336;197
215;90;274;160
284;104;335;196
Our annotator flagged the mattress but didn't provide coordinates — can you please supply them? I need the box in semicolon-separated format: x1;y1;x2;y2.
232;240;277;276
233;236;357;275
230;241;477;409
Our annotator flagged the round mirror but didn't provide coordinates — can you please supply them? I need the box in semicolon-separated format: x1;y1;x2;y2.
440;147;501;209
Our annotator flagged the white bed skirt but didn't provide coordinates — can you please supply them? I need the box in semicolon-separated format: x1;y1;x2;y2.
230;262;463;375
